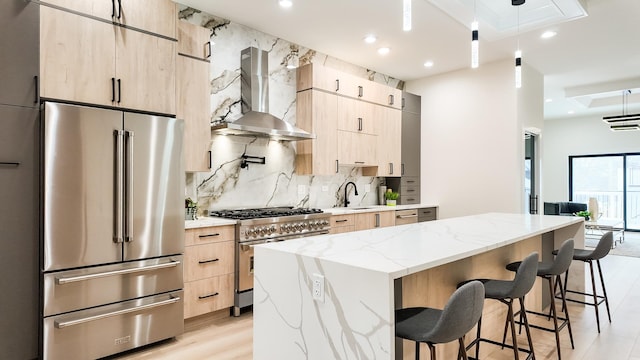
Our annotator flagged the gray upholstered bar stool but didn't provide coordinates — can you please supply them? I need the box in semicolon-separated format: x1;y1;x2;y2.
460;251;539;360
556;231;613;333
506;239;575;360
395;281;485;360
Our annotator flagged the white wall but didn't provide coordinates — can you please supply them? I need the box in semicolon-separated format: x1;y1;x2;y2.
407;60;543;218
542;115;640;202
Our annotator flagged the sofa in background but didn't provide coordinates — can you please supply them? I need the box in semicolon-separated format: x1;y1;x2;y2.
543;202;588;216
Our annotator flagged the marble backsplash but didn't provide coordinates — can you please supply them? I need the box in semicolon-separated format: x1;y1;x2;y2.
179;6;404;212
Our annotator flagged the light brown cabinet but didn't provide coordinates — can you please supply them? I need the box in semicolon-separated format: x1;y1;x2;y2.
183;225;235;319
355;211;395;231
177;20;211;172
295;89;339;175
42;0;176;38
39;4;176;115
375;105;402;177
329;214;355;234
297;63;339;93
337;130;377;166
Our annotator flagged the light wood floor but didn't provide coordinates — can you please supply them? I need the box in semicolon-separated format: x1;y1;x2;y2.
113;253;640;360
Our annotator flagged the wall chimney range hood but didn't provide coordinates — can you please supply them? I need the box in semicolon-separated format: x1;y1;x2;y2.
211;47;315;141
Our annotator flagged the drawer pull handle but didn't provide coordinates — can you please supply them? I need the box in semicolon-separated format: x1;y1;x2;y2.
422;210;432;214
397;214;418;219
198;258;220;264
335;219;348;223
56;260;180;284
198;292;219;300
199;233;220;238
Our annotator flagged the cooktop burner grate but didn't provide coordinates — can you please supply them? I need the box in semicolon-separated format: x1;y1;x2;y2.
209;206;323;220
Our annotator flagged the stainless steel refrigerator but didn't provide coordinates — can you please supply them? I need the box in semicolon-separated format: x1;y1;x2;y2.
41;102;185;360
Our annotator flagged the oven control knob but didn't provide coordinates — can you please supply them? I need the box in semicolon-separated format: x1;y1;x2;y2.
300;223;307;230
322;220;329;226
293;223;301;232
308;221;315;229
247;228;256;237
281;224;289;232
259;227;267;235
270;225;277;234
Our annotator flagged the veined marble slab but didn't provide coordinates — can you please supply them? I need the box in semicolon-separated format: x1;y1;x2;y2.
253;213;584;359
322;203;438;215
184;217;237;229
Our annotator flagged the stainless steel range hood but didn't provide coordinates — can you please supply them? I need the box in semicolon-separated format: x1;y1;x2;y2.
211;47;315;141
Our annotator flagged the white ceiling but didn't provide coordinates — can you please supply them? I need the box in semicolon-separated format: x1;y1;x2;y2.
177;0;640;120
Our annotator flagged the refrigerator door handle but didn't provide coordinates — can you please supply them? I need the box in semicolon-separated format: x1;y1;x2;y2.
114;130;124;243
55;260;181;284
124;130;135;242
54;295;180;329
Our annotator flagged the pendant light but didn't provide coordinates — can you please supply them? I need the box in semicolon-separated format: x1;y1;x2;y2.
471;1;478;68
403;0;412;31
603;90;640;131
514;1;524;88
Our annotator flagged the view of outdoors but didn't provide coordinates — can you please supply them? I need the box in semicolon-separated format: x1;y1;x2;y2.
571;154;640;231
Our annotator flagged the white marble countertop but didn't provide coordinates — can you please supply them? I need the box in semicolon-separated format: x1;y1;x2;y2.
257;212;583;279
184;217;237;229
322;203;438;215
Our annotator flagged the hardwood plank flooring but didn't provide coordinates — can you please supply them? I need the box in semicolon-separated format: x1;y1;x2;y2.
113;252;640;360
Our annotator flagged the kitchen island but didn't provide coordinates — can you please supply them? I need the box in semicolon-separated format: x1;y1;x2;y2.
253;213;584;359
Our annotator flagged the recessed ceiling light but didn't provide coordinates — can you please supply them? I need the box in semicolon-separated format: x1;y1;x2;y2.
377;47;390;55
568;110;575;114
423;61;434;68
541;31;557;39
364;35;377;44
545;98;553;103
278;0;292;8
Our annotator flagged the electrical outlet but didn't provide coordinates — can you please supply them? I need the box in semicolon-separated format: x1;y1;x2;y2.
321;185;329;192
312;273;325;302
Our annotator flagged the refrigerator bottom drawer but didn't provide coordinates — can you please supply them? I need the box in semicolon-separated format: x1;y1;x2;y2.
43;291;183;360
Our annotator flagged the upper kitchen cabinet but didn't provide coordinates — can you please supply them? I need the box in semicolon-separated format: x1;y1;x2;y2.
375;106;402;177
177;20;211;172
39;5;176;115
295;90;338;175
297;64;339;93
0;1;39;108
178;19;212;60
41;0;176;38
336;96;378;135
401;92;421;177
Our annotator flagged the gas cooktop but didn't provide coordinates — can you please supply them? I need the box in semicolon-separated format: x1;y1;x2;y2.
209;206;323;220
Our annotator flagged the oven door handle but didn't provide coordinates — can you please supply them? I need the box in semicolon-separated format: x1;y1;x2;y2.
55;260;181;284
54;296;180;328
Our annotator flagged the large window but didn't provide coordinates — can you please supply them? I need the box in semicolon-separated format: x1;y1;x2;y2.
570;153;640;231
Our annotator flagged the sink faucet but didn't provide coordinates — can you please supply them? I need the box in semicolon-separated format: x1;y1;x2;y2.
344;182;359;207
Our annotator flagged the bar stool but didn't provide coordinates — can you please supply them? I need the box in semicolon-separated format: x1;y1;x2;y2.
506;239;575;359
557;231;613;333
460;251;538;360
395;281;485;360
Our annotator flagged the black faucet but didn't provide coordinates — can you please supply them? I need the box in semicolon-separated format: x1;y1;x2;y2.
344;182;358;207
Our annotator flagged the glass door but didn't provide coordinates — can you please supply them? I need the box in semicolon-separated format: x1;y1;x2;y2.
525;134;537;214
627;155;640;230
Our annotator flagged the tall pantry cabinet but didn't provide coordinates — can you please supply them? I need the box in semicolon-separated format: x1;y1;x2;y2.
0;1;40;359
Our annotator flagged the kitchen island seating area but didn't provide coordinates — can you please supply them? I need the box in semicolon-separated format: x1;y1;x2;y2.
460;252;539;360
558;231;614;333
395;280;485;360
506;238;576;360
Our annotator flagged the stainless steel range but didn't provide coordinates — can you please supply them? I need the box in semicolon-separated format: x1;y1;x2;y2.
209;207;331;316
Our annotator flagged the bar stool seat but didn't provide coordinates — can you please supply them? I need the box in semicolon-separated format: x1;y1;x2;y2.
460;251;539;360
555;231;613;333
506;239;575;360
395;281;485;360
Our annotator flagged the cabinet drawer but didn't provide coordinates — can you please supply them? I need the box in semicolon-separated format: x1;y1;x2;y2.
395;209;418;225
401;176;420;187
330;225;355;234
184;273;233;318
355;211;395;230
185;225;235;246
330;214;355;227
399;195;420;205
400;185;420;198
184;241;234;282
418;207;437;222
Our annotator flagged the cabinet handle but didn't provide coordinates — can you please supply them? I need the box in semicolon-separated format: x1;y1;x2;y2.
389;163;393;175
205;41;212;59
117;79;122;103
355;161;365;164
117;0;122;19
407;198;415;202
111;78;116;102
208;150;212;169
0;162;20;167
335;160;339;173
407;189;415;193
111;0;116;17
198;292;219;300
422;210;432;214
335;79;340;92
358;86;363;98
357;117;363;131
198;258;220;264
34;76;39;104
198;233;220;238
389;94;394;105
401;163;405;175
375;213;380;228
406;180;416;184
335;219;348;223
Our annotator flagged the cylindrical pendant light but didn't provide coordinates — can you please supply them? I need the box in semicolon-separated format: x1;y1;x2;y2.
515;50;522;88
403;0;412;31
471;21;479;68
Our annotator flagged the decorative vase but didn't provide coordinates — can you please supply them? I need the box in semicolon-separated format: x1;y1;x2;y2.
386;199;396;206
185;207;197;220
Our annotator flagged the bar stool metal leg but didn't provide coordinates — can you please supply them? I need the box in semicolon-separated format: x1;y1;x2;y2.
596;259;612;323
